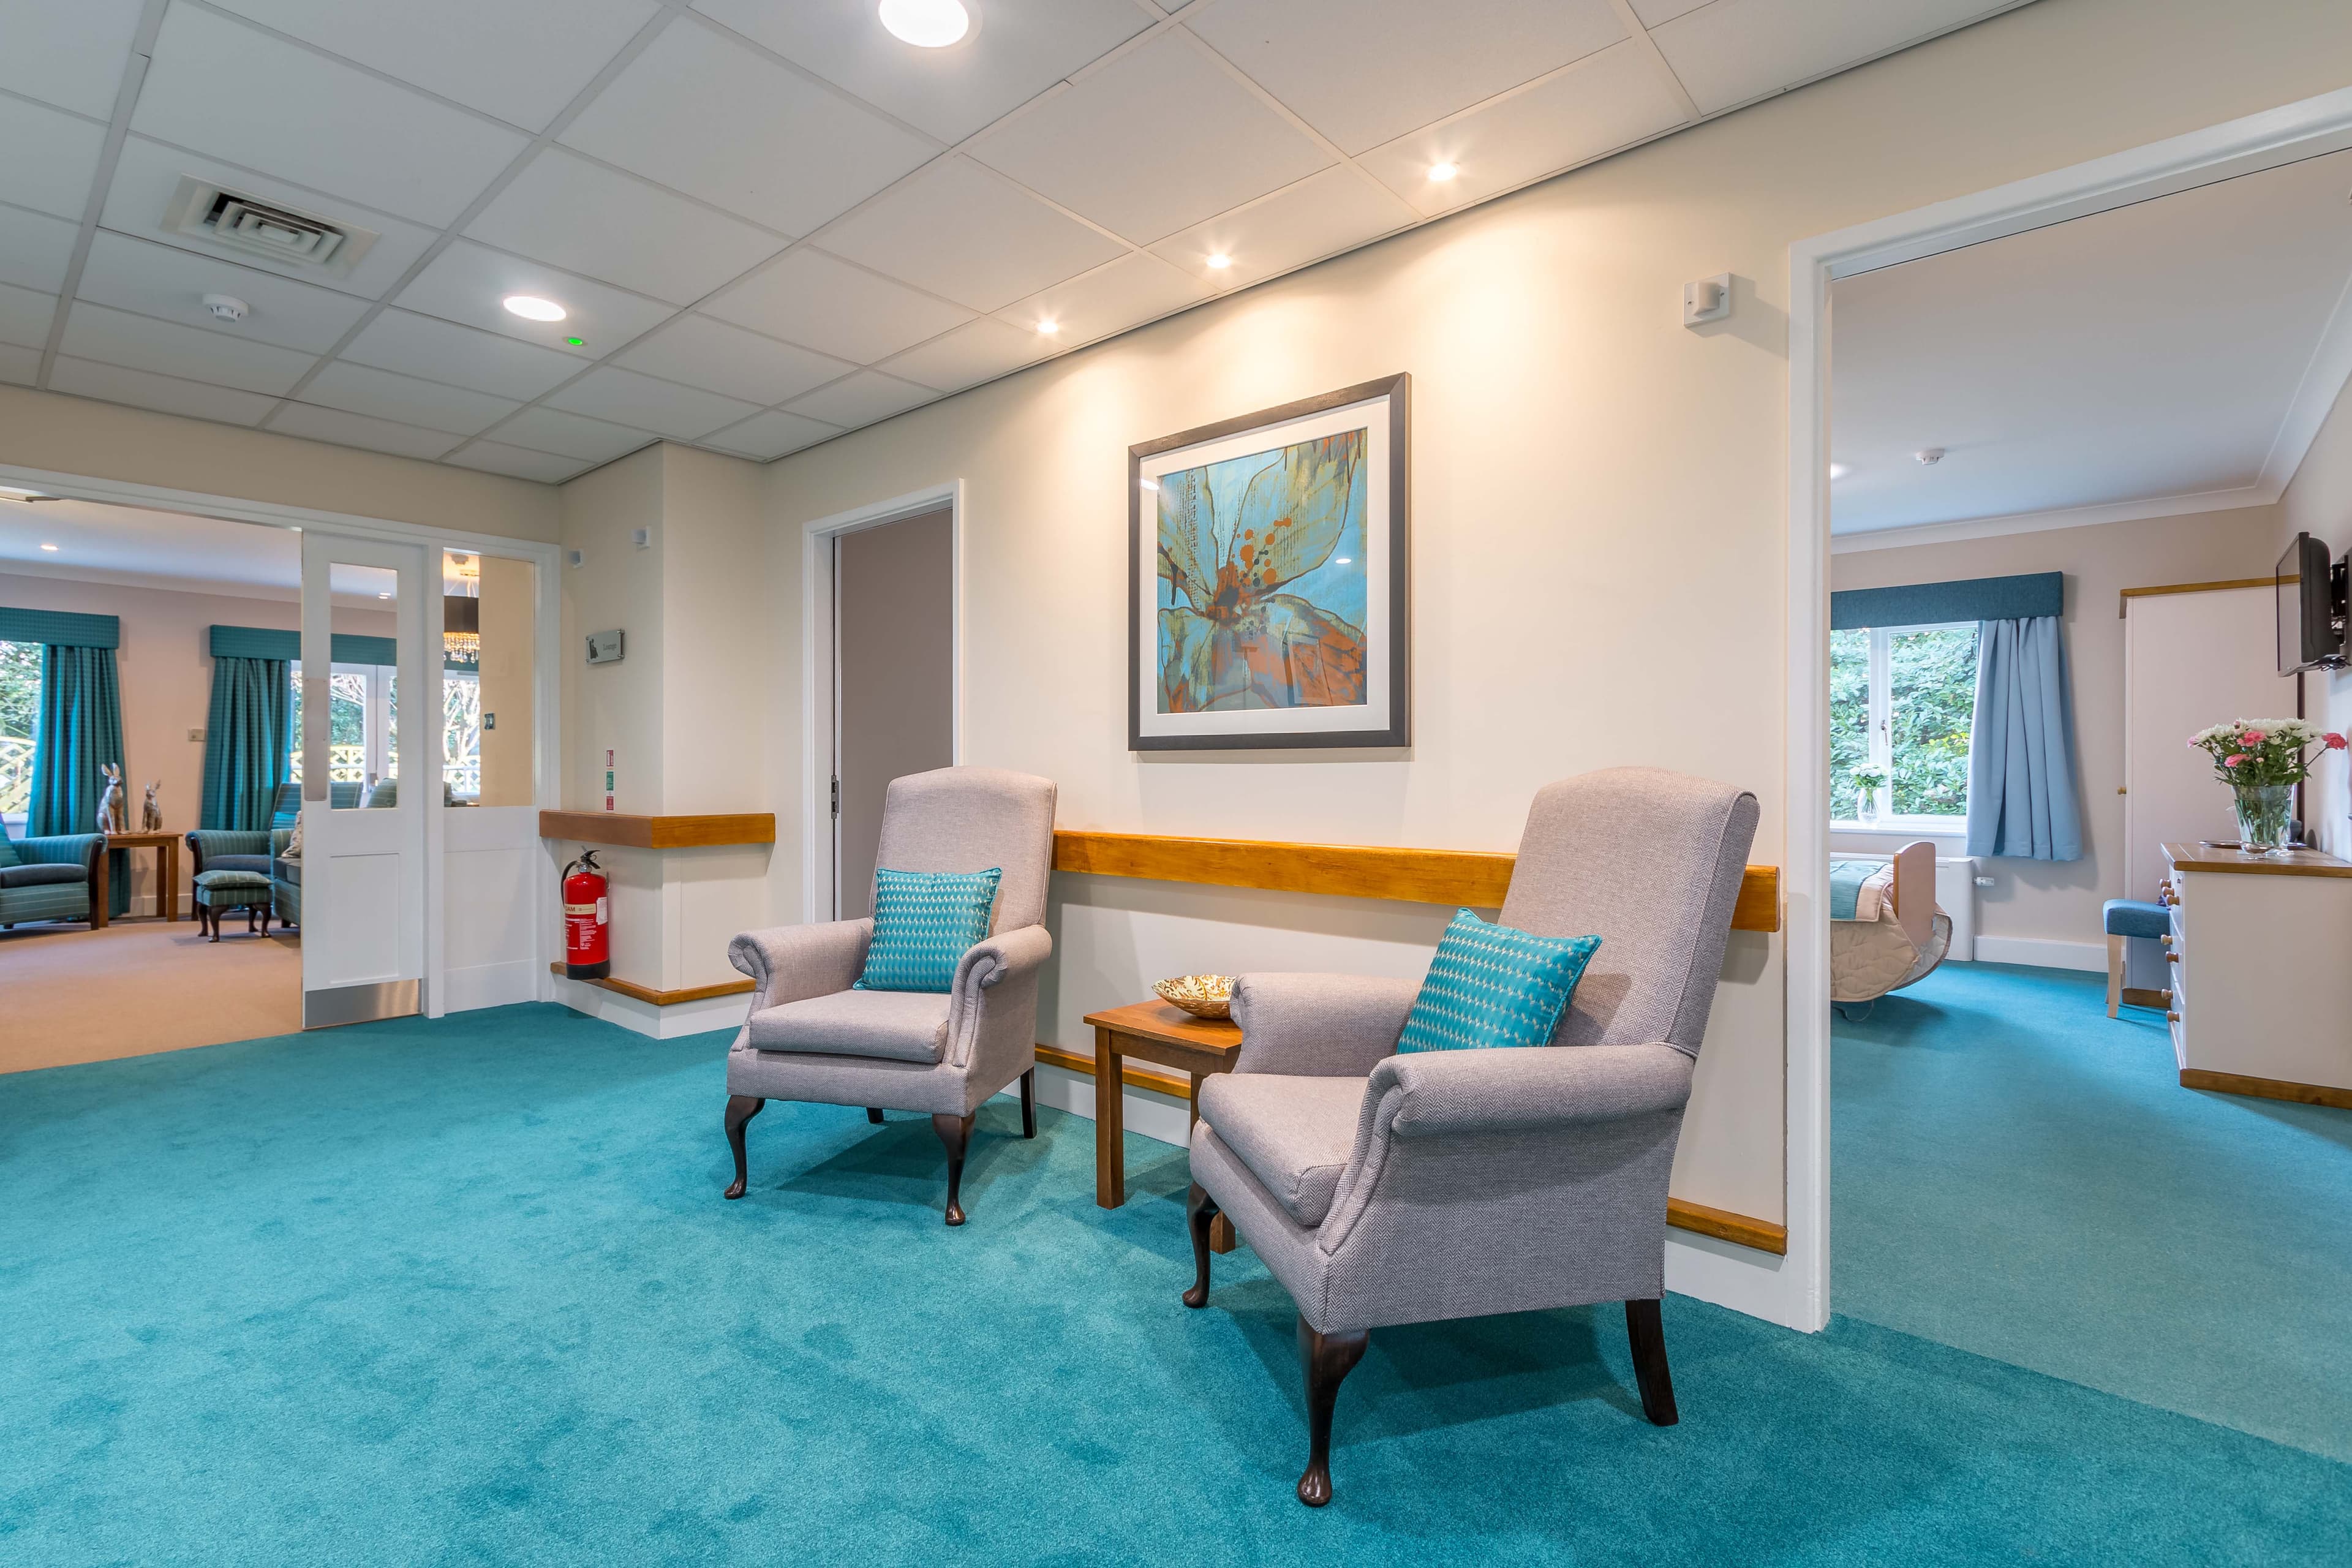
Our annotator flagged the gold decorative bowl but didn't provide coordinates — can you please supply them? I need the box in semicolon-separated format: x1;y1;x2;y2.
1154;973;1234;1020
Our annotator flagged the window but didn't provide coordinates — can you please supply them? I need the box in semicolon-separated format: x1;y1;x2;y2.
287;662;396;794
443;669;480;801
1831;622;1978;826
0;639;36;824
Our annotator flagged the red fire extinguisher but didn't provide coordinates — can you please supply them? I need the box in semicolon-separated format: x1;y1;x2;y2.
562;849;609;980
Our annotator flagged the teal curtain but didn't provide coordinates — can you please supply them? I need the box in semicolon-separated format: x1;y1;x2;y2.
201;655;291;832
1966;617;2084;862
30;642;129;915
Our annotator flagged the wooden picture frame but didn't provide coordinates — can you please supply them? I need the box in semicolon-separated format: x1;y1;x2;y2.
1128;373;1411;752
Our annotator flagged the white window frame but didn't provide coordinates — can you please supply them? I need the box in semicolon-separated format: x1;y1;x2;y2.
1833;619;1975;834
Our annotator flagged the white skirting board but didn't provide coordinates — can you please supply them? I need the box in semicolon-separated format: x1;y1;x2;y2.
1970;935;2106;971
546;974;755;1039
442;959;540;1013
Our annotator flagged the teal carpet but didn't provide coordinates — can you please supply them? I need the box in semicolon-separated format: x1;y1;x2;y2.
1833;960;2352;1463
2;1003;2346;1565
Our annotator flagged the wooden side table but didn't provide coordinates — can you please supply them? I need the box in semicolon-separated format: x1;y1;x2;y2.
1083;999;1245;1253
99;831;183;925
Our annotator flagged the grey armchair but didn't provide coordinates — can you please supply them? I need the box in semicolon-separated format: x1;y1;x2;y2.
722;766;1058;1225
1183;766;1760;1506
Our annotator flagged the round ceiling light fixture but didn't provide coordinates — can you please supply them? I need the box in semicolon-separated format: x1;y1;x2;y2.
1427;162;1459;183
502;295;568;322
879;0;970;47
1205;252;1232;271
1036;318;1060;335
39;541;60;551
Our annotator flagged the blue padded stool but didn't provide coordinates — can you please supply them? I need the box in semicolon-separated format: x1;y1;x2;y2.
2102;898;2169;1017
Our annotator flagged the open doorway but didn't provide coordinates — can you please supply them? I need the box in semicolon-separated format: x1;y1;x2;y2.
1796;116;2352;1464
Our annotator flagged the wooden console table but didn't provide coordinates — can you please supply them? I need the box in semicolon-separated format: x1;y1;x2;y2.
96;830;182;927
1084;1000;1244;1253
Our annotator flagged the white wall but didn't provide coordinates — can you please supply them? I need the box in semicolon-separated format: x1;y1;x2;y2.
1830;504;2282;962
2280;380;2352;858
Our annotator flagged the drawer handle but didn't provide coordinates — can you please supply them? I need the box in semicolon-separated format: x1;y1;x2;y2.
2165;952;2180;963
2166;1011;2181;1023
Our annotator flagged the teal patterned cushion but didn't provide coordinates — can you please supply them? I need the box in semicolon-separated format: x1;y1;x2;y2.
854;867;1002;993
1394;909;1602;1054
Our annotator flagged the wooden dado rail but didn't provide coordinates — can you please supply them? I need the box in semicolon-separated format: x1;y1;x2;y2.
538;810;776;849
1054;829;1782;932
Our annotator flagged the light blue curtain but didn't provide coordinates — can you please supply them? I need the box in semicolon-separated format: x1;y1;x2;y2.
1967;617;2082;861
30;641;130;914
201;655;291;831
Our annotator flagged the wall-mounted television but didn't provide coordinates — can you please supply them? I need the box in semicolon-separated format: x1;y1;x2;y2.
2277;532;2348;675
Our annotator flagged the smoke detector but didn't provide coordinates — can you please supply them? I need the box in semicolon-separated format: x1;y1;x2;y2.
1915;447;1946;466
203;294;248;322
161;176;380;279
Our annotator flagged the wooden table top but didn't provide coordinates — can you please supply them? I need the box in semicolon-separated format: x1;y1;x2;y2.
1082;998;1243;1054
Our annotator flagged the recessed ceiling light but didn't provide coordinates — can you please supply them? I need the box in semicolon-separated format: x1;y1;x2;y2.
1205;253;1232;271
1427;162;1458;183
879;0;969;47
39;542;59;552
377;592;391;600
1828;463;1850;480
503;295;567;322
1036;318;1059;335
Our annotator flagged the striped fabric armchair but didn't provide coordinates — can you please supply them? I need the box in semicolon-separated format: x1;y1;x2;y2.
0;820;103;929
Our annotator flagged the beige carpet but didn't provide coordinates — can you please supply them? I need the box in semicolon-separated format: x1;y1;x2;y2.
0;919;303;1074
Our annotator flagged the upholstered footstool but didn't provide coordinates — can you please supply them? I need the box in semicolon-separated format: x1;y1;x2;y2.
2102;897;2170;1017
193;870;275;942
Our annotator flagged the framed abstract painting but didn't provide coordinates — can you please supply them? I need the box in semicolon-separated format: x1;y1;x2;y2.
1128;374;1410;751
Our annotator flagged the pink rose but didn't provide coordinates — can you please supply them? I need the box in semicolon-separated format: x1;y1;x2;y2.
2225;754;2246;767
2329;733;2348;750
2242;729;2266;745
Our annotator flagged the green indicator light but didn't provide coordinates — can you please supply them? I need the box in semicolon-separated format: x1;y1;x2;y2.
567;336;585;346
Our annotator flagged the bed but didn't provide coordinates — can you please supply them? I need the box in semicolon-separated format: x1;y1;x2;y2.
1830;840;1951;1014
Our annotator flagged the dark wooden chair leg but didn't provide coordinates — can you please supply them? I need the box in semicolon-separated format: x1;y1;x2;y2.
1019;1068;1037;1139
1626;1297;1679;1426
722;1095;765;1200
932;1111;975;1226
866;1107;884;1124
1295;1316;1368;1507
206;906;220;943
1182;1182;1219;1308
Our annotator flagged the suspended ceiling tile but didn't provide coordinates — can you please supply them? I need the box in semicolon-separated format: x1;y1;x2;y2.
444;440;595;483
1149;167;1413;292
299;361;522;437
696;0;1151;145
559;17;935;237
75;231;372;355
703;249;973;364
0;342;38;386
394;239;676;356
1191;0;1625;157
816;156;1127;315
0;0;145;120
781;369;935;429
464;148;788;306
100;137;442;302
48;355;280;426
1359;41;1691;217
1631;0;1714;21
130;6;530;227
544;364;761;440
876;317;1055;394
998;252;1207;343
0;282;58;351
614;314;854;406
337;309;584;401
0;97;106;222
1651;0;2008;116
700;407;842;462
59;300;317;396
269;401;466;461
971;32;1333;246
0;206;81;294
492;405;658;462
202;0;663;134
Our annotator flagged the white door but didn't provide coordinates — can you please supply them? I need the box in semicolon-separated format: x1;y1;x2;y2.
2124;584;2290;900
300;530;432;1027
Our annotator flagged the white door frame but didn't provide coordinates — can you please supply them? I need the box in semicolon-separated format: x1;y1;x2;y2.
1781;85;2352;1333
0;461;564;1020
798;480;963;923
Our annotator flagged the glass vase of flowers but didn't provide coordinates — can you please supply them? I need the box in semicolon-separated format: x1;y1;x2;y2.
2187;718;2347;857
1851;764;1888;826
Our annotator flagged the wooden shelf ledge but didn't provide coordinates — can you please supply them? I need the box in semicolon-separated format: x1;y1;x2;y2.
1054;829;1781;933
540;810;775;850
549;962;754;1006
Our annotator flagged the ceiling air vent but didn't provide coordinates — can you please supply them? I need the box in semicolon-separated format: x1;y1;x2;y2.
160;176;380;279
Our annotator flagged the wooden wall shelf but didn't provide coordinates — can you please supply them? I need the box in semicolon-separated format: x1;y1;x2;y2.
539;810;775;849
548;962;753;1006
1053;829;1781;933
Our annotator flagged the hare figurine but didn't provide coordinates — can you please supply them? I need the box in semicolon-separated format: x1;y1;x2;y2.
96;764;127;835
141;780;162;832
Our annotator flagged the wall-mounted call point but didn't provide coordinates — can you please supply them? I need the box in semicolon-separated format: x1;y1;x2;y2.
586;630;624;665
1684;274;1732;326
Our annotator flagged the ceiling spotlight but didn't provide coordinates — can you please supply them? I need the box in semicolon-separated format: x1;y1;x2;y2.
39;542;59;552
1915;447;1945;466
502;295;567;322
1036;318;1060;335
1828;462;1850;480
1205;252;1232;271
879;0;970;47
1427;162;1458;183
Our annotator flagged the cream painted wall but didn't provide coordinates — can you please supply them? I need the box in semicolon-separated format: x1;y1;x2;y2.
741;0;2352;1233
2277;382;2352;859
0;385;560;543
0;569;391;913
474;555;535;809
1831;505;2282;956
560;447;665;816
